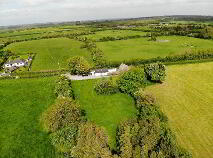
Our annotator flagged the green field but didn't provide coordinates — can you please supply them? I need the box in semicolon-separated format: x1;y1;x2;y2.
146;62;213;158
97;36;213;62
83;30;146;41
5;38;91;71
0;77;58;158
72;79;137;148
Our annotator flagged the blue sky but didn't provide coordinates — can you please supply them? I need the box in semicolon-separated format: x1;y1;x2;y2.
0;0;213;26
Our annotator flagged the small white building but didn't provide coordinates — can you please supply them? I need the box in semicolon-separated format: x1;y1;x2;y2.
90;68;117;77
4;59;26;68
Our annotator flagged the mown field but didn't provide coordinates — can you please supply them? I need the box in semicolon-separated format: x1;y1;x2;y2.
4;38;91;71
82;30;147;41
72;79;137;148
97;36;213;62
146;62;213;158
0;77;58;158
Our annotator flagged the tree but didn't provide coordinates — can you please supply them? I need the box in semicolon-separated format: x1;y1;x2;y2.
144;63;166;83
72;122;113;158
41;97;83;132
68;56;91;75
117;68;146;95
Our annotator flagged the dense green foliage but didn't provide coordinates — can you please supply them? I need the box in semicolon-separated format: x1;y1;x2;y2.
94;78;118;95
54;76;73;98
117;68;146;95
68;56;91;75
50;126;78;154
41;97;82;133
72;122;113;158
144;63;166;82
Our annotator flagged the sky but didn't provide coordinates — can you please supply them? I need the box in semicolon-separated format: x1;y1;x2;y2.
0;0;213;26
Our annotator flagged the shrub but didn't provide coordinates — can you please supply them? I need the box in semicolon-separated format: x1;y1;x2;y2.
68;56;91;75
117;68;146;95
144;62;166;82
54;76;73;98
41;97;83;132
50;126;78;153
94;78;118;95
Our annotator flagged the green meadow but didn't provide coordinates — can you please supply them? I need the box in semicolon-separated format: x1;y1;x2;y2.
0;77;58;158
72;79;137;148
5;38;91;71
83;30;147;41
97;36;213;62
146;62;213;158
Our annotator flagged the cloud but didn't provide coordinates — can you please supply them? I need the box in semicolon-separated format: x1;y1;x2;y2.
0;0;213;26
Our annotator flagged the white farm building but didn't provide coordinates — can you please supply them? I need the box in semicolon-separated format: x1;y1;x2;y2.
90;68;117;77
4;59;26;68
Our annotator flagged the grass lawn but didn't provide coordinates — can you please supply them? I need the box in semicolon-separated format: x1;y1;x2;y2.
83;30;147;41
0;77;58;158
146;62;213;158
97;36;213;62
72;79;137;149
4;38;91;71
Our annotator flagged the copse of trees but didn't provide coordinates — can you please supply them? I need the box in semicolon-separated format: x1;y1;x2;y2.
68;56;91;75
41;97;83;133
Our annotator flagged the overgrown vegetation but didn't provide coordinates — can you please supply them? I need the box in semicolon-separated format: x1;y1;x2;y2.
94;78;118;95
67;56;91;75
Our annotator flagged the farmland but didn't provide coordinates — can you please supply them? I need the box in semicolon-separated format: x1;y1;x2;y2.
72;79;137;148
146;62;213;158
97;36;213;62
82;30;147;41
4;38;91;71
0;77;58;158
1;16;213;158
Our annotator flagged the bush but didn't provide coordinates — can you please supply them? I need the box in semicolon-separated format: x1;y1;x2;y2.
94;78;118;95
67;56;91;75
54;76;73;98
50;126;78;153
41;97;83;132
117;68;146;95
144;62;166;82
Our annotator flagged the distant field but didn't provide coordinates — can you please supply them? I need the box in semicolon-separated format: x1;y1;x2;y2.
83;30;147;41
97;36;213;62
5;38;91;71
72;79;137;149
146;62;213;158
0;77;58;158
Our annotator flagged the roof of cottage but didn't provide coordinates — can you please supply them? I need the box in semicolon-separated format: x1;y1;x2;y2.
5;59;25;65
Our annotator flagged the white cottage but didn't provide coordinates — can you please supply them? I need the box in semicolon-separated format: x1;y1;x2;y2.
4;59;26;68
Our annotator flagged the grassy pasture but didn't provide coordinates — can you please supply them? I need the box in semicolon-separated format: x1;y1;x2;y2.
146;62;213;158
0;77;58;158
83;30;147;41
97;36;213;62
72;79;137;149
5;38;91;71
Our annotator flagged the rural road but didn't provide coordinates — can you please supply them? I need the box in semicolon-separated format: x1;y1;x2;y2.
64;73;110;81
